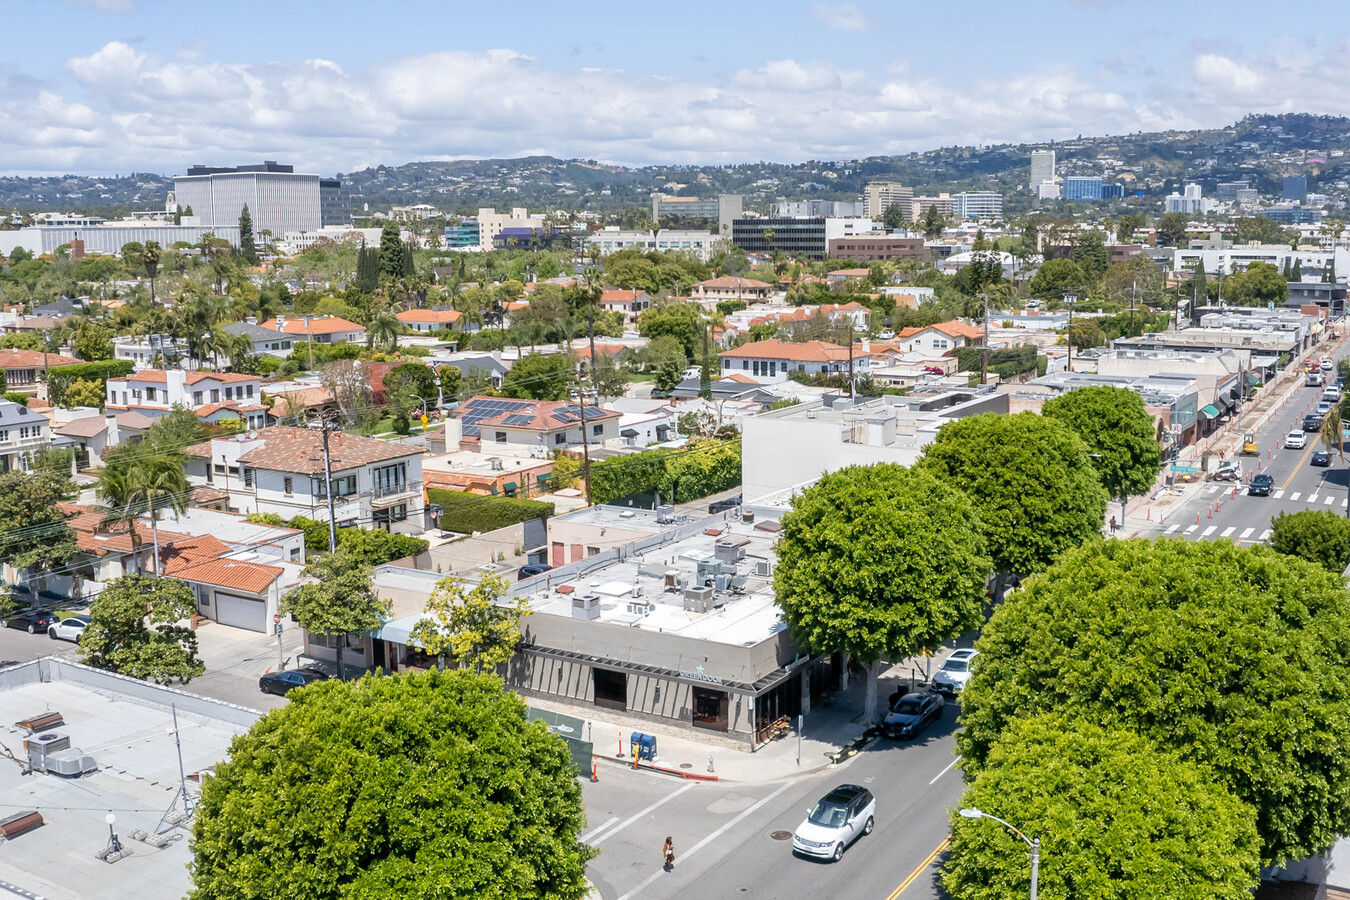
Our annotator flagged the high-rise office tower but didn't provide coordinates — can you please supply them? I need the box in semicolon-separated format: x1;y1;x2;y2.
1030;150;1056;191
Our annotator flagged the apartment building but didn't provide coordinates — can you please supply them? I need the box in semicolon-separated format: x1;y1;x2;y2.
105;369;267;428
184;427;427;535
827;236;927;263
863;182;914;219
1030;150;1056;191
954;191;1004;221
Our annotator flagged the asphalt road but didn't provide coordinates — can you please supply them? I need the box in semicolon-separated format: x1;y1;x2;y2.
581;703;964;900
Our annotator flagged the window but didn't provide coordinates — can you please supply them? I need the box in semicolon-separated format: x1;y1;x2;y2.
692;686;730;732
494;431;507;443
210;389;220;403
205;465;213;484
373;463;407;496
555;433;566;445
0;431;7;442
283;476;293;495
145;387;156;401
290;547;301;562
317;475;357;499
282;341;292;350
225;387;233;400
591;424;603;437
246;385;254;398
586;546;600;556
592;668;627;711
193;391;203;405
243;468;253;488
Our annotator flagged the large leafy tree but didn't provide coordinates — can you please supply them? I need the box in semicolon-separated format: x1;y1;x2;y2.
774;464;990;722
1155;211;1190;247
918;412;1107;591
1069;229;1109;282
80;574;204;683
410;573;530;672
1270;509;1350;575
957;538;1350;865
1026;258;1085;301
502;352;575;401
637;302;705;359
1042;385;1162;515
1223;261;1289;307
0;470;79;573
189;669;595;900
944;714;1259;900
280;551;389;680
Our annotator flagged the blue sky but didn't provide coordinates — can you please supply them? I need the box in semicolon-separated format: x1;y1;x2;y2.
3;0;1348;175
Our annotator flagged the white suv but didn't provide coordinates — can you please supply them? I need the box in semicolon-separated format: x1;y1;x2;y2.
1287;429;1307;449
793;785;876;862
933;649;979;696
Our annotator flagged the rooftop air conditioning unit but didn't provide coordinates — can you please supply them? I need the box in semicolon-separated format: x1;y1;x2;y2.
24;732;96;776
570;594;602;621
626;599;653;616
655;505;674;516
684;585;714;613
714;540;746;563
755;559;772;577
489;457;504;471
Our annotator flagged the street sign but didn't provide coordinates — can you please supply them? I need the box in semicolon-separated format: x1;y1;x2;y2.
1170;464;1199;473
1169;423;1182;435
274;623;283;636
273;614;281;625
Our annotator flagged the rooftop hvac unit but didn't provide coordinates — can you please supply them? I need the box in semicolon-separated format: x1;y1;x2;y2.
663;570;680;589
684;586;714;613
655;504;674;516
714;540;746;563
489;457;504;471
570;594;602;621
697;559;723;583
714;573;732;592
24;731;96;777
756;559;772;577
626;599;653;616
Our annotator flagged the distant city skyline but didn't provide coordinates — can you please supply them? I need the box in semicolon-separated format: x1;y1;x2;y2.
4;0;1350;176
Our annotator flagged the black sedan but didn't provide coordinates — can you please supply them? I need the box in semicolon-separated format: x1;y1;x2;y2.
1313;450;1333;467
1304;415;1324;432
708;496;743;514
2;609;61;634
259;668;329;696
880;692;945;739
517;563;553;580
1249;473;1274;496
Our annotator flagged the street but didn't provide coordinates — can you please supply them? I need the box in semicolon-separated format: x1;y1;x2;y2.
581;704;963;900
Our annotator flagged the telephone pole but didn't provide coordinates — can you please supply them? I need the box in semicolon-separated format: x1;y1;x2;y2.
980;292;990;385
313;413;338;552
1065;292;1078;373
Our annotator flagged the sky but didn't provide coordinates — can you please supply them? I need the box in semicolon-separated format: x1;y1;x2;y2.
3;0;1348;176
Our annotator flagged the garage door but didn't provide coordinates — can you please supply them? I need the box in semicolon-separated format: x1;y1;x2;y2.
213;591;267;632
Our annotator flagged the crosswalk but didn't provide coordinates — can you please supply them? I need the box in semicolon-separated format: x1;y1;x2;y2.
1163;523;1272;543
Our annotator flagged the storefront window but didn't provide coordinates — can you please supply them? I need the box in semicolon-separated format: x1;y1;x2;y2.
593;668;627;711
692;686;729;732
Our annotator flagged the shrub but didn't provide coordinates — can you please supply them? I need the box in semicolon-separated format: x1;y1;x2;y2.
427;487;554;534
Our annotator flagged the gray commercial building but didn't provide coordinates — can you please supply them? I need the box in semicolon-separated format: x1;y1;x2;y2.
173;161;330;238
320;179;349;226
732;216;827;258
0;224;241;256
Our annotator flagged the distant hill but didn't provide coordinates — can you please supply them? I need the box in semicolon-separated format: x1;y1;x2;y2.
2;114;1349;219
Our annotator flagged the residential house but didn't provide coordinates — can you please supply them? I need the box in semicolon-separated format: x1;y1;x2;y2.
451;395;621;450
718;339;868;385
105;369;268;428
397;309;462;334
4;314;62;334
0;400;50;473
259;314;367;345
428;351;509;390
113;334;191;368
598;289;652;324
221;319;295;359
0;349;83;394
893;321;985;355
690;276;774;304
184;427;427;535
53;413;117;469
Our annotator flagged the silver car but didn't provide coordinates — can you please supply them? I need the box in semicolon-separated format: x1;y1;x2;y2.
933;649;979;696
792;785;876;862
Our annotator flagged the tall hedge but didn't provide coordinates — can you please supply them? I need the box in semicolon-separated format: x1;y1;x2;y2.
427;488;554;534
590;436;741;505
49;359;135;406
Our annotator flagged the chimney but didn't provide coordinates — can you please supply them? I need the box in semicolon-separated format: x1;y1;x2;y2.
70;239;85;260
165;369;188;406
275;315;286;330
245;316;257;326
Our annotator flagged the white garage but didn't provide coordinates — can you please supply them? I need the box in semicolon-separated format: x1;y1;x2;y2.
212;591;268;633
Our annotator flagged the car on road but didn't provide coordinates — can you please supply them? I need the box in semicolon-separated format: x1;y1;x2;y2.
1317;402;1334;416
1308;372;1325;387
1313;450;1332;467
932;649;979;696
1323;358;1334;371
258;668;329;696
517;563;553;580
792;785;876;862
1305;414;1324;432
47;615;90;643
1287;430;1307;449
1249;473;1274;496
1;609;60;634
708;496;743;514
881;692;945;739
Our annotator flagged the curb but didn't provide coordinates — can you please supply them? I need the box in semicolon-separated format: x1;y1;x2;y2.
595;754;719;781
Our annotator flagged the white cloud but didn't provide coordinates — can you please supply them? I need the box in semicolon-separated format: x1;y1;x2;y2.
810;2;869;30
0;39;1346;175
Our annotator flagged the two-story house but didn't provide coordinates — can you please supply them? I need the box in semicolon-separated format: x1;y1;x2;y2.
0;349;83;395
183;427;427;535
690;277;774;304
221;319;296;359
717;339;868;385
396;309;462;333
599;289;652;325
259;315;367;345
0;400;50;473
106;369;268;429
893;321;985;355
451;396;621;449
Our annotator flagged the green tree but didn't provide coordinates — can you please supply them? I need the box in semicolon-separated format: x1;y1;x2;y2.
383;362;438;414
62;377;105;409
366;304;402;353
410;574;530;672
502;352;575;401
379;222;405;281
188;669;594;900
1069;230;1109;282
280;551;389;680
922;203;945;239
918;412;1107;591
238;204;258;265
1224;261;1289;307
98;449;189;574
882;203;909;231
944;714;1259;900
1042;385;1162;514
1027;258;1086;300
638;303;705;358
957;538;1350;865
0;470;79;572
593;352;631;399
72;320;114;361
1066;318;1104;349
1156;211;1190;247
334;528;429;567
1270;509;1350;575
80;574;204;683
773;464;990;722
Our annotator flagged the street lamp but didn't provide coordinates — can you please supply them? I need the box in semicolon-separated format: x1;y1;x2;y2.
959;807;1040;900
1063;293;1078;373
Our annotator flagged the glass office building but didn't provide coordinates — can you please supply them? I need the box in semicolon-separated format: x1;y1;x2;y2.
1062;177;1104;201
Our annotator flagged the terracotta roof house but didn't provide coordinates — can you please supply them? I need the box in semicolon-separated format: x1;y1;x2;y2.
106;369;267;429
690;277;774;304
259;315;366;344
184;427;426;535
894;321;985;354
718;339;868;385
0;349;83;393
598;289;652;323
450;396;621;449
397;309;463;333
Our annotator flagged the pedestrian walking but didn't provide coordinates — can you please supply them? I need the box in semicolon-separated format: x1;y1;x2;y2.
663;836;675;872
1109;515;1117;531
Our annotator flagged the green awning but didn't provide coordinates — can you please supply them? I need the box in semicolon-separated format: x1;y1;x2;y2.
536;473;551;483
1200;404;1222;418
1247;373;1262;385
503;481;517;492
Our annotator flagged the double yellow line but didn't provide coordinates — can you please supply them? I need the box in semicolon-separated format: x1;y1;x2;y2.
884;835;951;900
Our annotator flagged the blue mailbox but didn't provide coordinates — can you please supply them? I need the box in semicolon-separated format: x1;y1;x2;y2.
630;732;657;761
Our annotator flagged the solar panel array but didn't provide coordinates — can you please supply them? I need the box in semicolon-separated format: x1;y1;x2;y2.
502;414;536;426
456;398;532;436
549;405;606;424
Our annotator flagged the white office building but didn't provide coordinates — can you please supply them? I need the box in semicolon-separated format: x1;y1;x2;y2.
586;227;719;262
954;191;1004;222
1030;151;1056;191
173;161;323;238
1165;183;1205;215
863;182;914;220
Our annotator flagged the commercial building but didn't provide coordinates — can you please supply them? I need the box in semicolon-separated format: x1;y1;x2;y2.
0;223;241;256
1284;175;1309;201
1265;204;1322;225
1035;182;1061;200
910;195;956;221
277;225;381;255
732;216;827;257
320;178;349;226
826;235;927;262
953;191;1004;221
444;219;480;248
775;199;864;217
1216;181;1252;202
649;194;743;236
172;161;327;238
1165;183;1204;215
586;227;718;262
1101;184;1125;199
1013;370;1203;448
863;181;914;219
1030;150;1056;190
1063;176;1104;201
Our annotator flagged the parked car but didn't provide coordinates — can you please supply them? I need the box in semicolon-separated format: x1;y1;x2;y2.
1313;450;1332;467
792;785;876;862
2;609;60;634
881;692;945;739
258;668;329;696
517;563;553;580
932;649;979;696
1249;473;1274;496
1304;414;1324;432
1287;429;1307;449
47;615;90;643
708;496;743;514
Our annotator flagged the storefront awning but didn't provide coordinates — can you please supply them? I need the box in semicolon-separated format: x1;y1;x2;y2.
374;613;434;648
1200;404;1222;418
1247;373;1262;385
503;481;517;492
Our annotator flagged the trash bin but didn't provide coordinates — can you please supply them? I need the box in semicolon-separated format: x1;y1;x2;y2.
630;732;657;761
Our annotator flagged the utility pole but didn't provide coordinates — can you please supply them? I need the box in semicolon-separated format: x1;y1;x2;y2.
576;276;598;507
1130;280;1136;335
848;319;855;400
980;292;990;385
317;413;338;552
1065;292;1077;373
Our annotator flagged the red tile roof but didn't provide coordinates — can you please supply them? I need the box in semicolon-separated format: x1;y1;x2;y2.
116;369;260;385
695;276;772;290
898;321;984;341
718;339;855;364
186;426;422;476
600;289;649;305
397;309;461;324
165;555;285;595
0;349;82;369
260;316;365;335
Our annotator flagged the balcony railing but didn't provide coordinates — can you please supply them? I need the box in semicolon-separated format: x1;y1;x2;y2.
371;479;421;500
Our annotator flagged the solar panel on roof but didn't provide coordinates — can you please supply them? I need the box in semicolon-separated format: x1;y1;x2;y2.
551;411;575;423
502;414;535;426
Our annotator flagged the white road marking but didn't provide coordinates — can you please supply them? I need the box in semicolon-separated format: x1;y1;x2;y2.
929;755;962;785
1309;494;1320;504
1164;524;1179;534
1184;525;1198;534
1328;496;1338;505
590;782;697;847
1201;526;1217;537
1292;492;1302;501
1274;490;1286;499
615;781;795;900
581;816;620;843
1260;529;1272;541
1240;528;1255;540
1206;485;1222;495
1220;526;1235;537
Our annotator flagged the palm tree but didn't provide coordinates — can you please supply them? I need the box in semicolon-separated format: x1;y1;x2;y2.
367;305;402;353
1324;400;1348;462
221;330;254;372
98;453;190;576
